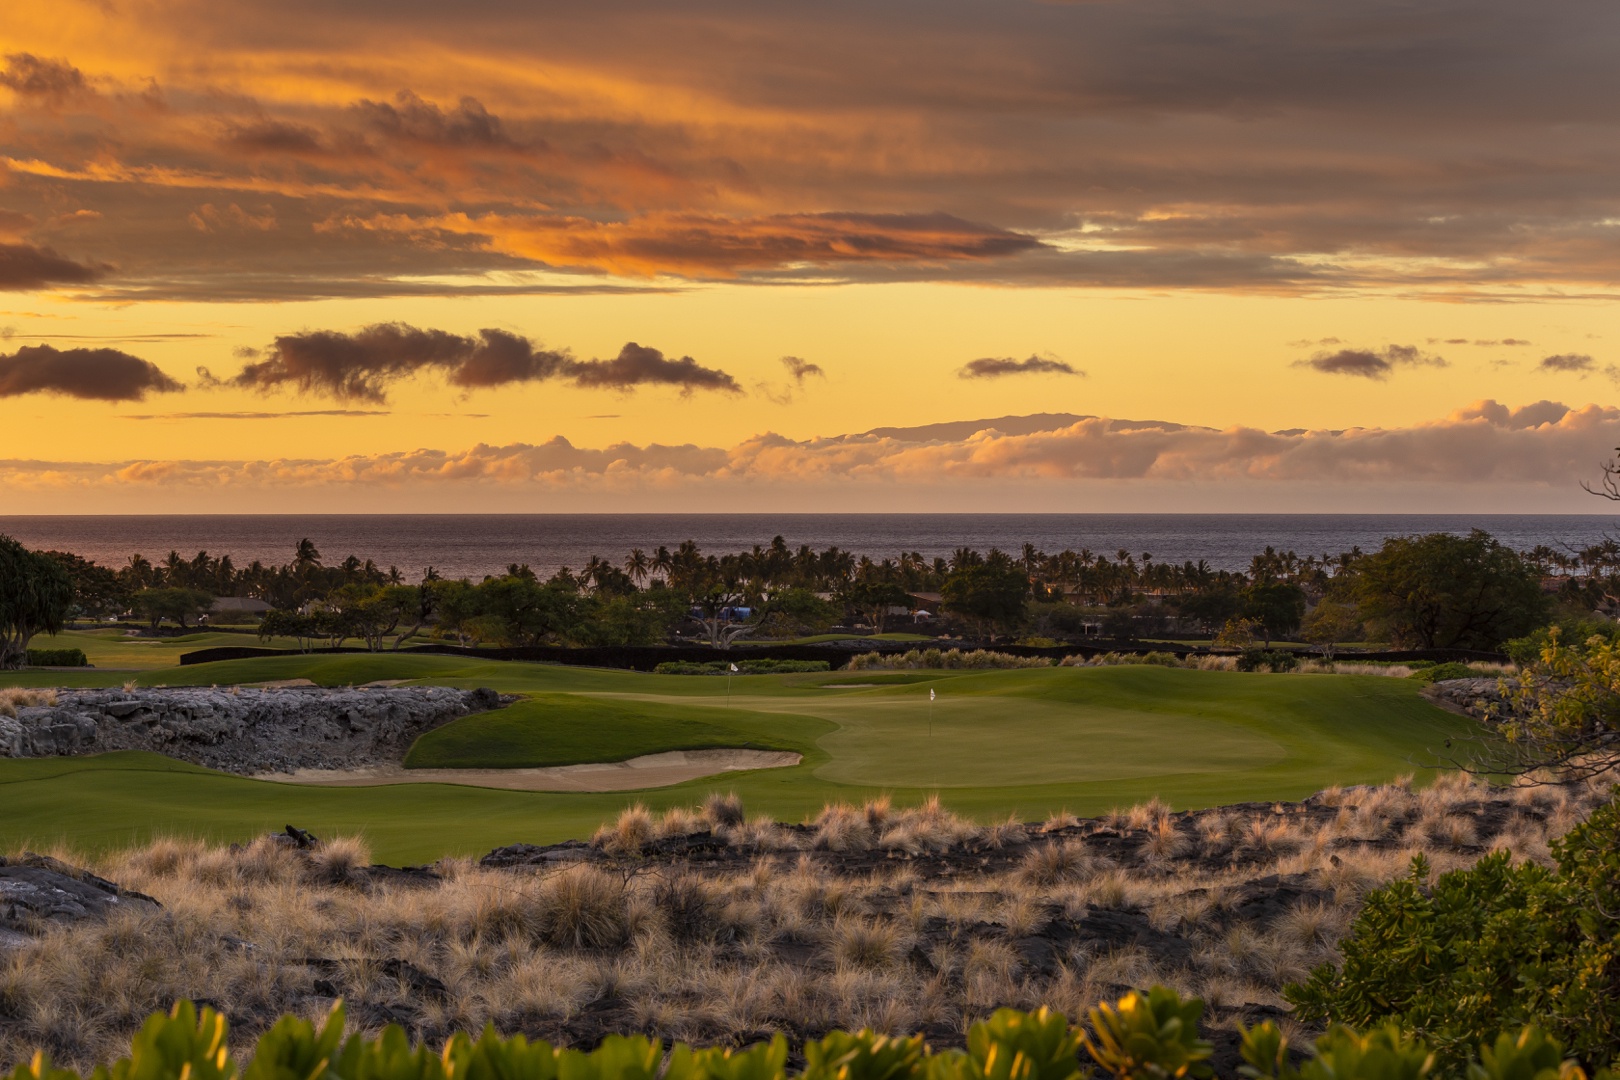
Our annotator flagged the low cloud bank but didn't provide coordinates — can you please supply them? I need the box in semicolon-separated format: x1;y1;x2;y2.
6;401;1614;505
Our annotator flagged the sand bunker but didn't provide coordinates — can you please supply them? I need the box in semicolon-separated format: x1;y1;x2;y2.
258;749;802;793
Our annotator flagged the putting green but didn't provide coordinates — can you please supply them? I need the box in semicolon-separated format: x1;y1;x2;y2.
404;693;808;769
0;655;1479;863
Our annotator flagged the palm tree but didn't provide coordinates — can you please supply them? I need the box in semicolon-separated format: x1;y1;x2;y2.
293;538;321;572
651;546;673;579
125;553;154;590
624;548;649;584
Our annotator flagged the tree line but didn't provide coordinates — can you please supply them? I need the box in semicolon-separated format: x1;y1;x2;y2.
0;527;1592;664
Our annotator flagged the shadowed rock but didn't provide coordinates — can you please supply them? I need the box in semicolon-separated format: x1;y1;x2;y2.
0;686;504;774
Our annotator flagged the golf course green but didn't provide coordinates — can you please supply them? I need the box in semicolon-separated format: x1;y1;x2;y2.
0;646;1477;863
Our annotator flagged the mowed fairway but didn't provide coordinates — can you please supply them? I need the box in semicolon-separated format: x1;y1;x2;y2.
0;655;1476;863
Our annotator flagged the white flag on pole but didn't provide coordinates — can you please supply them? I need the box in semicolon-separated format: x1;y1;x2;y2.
929;688;935;701
730;663;739;673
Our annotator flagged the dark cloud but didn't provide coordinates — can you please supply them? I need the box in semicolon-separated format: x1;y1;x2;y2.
1539;353;1595;372
447;328;573;388
1295;344;1447;380
222;324;738;400
1501;338;1533;346
355;91;515;148
0;344;183;401
225;324;568;402
0;332;214;342
0;243;107;290
0;54;87;102
0;211;32;239
13;1;1620;300
958;355;1083;379
781;356;824;384
223;119;326;155
121;410;387;420
570;342;742;394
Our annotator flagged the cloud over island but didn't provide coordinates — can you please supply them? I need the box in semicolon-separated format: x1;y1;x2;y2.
5;400;1616;513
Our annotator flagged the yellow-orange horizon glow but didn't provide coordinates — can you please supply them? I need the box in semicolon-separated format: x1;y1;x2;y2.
2;0;1618;513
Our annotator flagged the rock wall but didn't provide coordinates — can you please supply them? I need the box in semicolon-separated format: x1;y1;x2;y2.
0;686;502;774
1423;676;1511;719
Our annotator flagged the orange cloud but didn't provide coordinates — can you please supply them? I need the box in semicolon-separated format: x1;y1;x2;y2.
6;401;1613;507
6;0;1620;301
362;210;1041;278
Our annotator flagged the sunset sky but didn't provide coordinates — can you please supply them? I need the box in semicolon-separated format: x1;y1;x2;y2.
3;0;1619;513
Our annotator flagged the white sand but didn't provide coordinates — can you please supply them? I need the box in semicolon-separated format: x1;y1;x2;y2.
256;749;802;792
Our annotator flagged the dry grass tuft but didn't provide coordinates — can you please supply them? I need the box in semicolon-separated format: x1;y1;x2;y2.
703;792;746;830
534;865;634;950
304;836;371;886
0;688;56;717
594;804;656;856
1018;840;1091;886
831;917;907;970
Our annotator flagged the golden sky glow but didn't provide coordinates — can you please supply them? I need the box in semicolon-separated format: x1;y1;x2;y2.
2;0;1619;512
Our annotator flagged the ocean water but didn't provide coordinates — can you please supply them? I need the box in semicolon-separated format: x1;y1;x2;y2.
1;514;1615;581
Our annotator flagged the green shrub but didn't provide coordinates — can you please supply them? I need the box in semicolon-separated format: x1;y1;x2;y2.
13;989;1616;1080
1409;662;1475;684
24;647;87;667
1503;618;1620;668
848;648;1052;671
652;660;831;675
1236;649;1299;672
1286;797;1620;1072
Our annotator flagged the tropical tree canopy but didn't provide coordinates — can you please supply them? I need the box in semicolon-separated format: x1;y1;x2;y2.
0;534;75;668
1346;530;1548;650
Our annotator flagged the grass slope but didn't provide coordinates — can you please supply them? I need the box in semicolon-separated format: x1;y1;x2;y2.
23;629;299;671
404;694;810;769
0;655;1479;864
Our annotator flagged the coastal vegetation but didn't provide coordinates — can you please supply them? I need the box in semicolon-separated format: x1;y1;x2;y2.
1;526;1589;658
3;773;1613;1073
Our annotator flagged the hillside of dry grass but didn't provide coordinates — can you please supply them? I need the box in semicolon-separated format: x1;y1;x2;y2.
2;773;1612;1074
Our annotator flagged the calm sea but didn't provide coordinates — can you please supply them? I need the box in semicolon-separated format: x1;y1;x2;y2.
1;514;1615;580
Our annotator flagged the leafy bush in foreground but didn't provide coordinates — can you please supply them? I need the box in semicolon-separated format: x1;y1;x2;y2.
1287;797;1620;1071
652;660;831;675
1236;649;1299;673
848;648;1052;670
1408;661;1475;684
10;990;1613;1080
23;647;87;667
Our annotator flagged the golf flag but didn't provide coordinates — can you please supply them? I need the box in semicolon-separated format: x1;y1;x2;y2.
930;688;935;701
730;663;739;673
